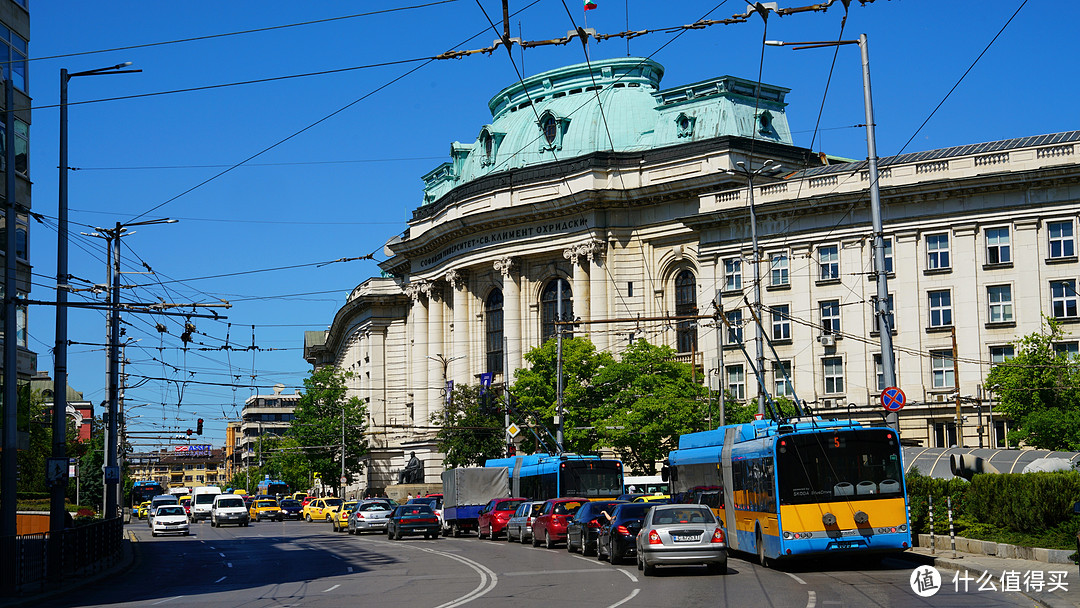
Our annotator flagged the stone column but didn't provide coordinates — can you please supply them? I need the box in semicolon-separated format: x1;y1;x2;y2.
369;324;387;447
405;282;428;430
447;269;470;387
590;240;609;352
563;243;591;323
495;257;521;377
426;280;445;429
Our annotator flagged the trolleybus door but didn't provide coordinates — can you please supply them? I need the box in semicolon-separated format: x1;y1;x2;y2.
721;426;738;551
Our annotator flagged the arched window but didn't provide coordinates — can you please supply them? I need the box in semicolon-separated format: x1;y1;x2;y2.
540;278;573;343
485;289;504;374
542;115;558;144
675;269;698;353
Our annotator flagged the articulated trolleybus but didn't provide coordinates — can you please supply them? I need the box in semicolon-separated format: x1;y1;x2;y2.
485;453;624;501
667;418;910;565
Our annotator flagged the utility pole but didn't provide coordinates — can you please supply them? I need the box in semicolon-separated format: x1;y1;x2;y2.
1;72;17;591
951;327;962;447
555;279;565;454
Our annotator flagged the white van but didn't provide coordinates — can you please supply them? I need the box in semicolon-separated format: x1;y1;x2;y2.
210;493;250;527
191;486;222;521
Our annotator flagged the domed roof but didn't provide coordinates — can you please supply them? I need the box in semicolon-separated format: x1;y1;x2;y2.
420;57;792;207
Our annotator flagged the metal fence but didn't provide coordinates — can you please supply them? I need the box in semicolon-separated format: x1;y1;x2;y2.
3;517;124;595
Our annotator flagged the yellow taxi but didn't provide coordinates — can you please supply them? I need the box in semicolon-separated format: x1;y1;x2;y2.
632;494;671;503
331;500;359;532
136;501;152;519
249;499;283;522
302;497;344;522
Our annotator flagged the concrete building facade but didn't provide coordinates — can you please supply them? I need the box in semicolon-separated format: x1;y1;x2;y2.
305;58;1080;493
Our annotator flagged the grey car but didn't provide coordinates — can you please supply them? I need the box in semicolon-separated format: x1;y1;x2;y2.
635;504;726;575
348;500;394;534
506;501;544;543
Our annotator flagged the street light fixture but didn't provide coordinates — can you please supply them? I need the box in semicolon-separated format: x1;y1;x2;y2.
52;61;141;547
766;33;899;432
719;159;784;417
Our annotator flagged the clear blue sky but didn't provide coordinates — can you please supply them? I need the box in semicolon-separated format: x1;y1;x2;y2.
25;0;1071;447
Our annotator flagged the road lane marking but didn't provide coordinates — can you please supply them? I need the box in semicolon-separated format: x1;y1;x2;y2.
323;585;340;592
606;588;640;608
151;597;182;605
214;577;226;583
504;569;610;576
227;563;233;568
806;591;817;608
785;572;807;585
618;569;638;583
347;567;353;573
218;552;225;558
367;539;498;608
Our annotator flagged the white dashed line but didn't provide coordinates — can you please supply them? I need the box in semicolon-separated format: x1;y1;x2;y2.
606;588;640;608
347;567;354;573
151;597;182;605
785;572;807;585
214;576;226;583
619;569;638;583
324;584;340;592
218;552;225;558
806;590;817;608
227;563;233;568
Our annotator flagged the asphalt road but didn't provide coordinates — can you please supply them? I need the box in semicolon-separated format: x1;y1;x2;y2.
38;519;1035;607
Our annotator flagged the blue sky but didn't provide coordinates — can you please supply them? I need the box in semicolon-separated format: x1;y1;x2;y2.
25;0;1071;447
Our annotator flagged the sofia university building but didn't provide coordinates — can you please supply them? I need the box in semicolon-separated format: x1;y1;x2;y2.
304;57;1080;492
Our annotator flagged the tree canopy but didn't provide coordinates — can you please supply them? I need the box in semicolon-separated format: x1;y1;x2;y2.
431;383;507;468
986;318;1080;450
289;366;369;494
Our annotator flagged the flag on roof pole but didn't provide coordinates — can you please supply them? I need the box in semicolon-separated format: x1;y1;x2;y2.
584;0;597;11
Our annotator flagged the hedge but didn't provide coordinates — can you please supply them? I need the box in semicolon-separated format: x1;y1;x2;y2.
967;470;1080;532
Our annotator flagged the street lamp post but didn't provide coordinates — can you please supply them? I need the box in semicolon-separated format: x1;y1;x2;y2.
766;33;899;431
85;217;174;519
720;160;783;417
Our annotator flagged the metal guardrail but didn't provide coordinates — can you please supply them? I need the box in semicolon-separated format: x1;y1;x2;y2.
2;517;124;595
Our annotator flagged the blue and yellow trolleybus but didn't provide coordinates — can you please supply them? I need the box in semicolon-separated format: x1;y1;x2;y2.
667;418;910;565
484;453;624;501
257;478;289;497
130;480;165;507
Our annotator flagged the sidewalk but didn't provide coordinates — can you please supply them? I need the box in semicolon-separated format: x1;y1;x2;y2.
900;545;1080;608
0;527;138;608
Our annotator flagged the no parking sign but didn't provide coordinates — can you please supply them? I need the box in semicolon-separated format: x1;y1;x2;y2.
881;386;906;412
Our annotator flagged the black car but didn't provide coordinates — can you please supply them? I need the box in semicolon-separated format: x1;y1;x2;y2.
387;504;441;540
597;502;654;565
566;500;626;556
279;498;304;520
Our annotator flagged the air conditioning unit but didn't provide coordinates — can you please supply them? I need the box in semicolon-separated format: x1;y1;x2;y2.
819;334;836;347
821;399;834;408
932;393;949;403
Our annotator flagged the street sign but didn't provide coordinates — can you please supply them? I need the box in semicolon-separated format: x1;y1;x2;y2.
881;386;906;412
340;475;347;485
102;465;120;483
47;457;68;483
507;423;521;438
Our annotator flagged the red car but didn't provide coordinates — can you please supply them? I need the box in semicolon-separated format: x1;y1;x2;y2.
531;498;588;549
477;498;527;540
301;496;315;507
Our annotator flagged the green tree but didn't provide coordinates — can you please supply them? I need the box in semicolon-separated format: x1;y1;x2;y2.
511;337;614;455
290;367;369;495
432;384;507;468
588;340;709;474
986;318;1080;450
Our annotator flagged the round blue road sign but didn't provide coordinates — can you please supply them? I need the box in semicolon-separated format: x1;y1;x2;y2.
881;386;906;412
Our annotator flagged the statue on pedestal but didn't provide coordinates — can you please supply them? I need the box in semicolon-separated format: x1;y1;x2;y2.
398;452;423;484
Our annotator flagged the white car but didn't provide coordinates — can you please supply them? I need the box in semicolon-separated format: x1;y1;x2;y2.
150;505;190;537
210;494;250;527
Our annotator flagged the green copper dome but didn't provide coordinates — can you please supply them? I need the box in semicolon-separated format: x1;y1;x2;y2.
421;57;792;206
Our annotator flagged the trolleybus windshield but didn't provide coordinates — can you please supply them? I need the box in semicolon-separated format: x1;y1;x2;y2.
560;461;623;497
775;429;903;505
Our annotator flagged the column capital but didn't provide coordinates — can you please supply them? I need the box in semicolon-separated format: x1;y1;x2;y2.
563;239;605;266
494;256;518;278
445;269;468;289
404;281;427;302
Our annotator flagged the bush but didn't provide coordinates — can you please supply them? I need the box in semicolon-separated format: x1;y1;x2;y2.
967;471;1080;532
905;468;970;535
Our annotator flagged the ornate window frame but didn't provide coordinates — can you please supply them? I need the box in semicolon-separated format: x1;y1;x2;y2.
537;110;570;152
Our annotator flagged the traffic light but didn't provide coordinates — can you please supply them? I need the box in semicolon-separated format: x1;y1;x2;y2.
196;418;204;435
507;444;516;457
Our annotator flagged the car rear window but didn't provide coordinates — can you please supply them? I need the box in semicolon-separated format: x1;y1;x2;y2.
651;507;714;525
496;500;524;511
324;498;344;507
553;501;583;515
613;504;653;519
359;503;389;512
280;500;299;507
255;500;277;508
400;505;433;515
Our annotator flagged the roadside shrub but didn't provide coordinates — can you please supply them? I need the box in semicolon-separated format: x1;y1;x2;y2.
905;468;970;536
967;471;1080;532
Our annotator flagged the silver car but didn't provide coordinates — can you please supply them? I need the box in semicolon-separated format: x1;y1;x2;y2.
348;500;394;534
506;501;544;543
635;504;726;575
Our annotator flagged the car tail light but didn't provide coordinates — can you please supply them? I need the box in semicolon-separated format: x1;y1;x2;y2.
587;520;601;529
711;528;725;544
615;525;630;535
648;530;662;545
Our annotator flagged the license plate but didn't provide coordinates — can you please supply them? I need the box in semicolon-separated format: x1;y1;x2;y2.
672;535;700;543
836;541;858;549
